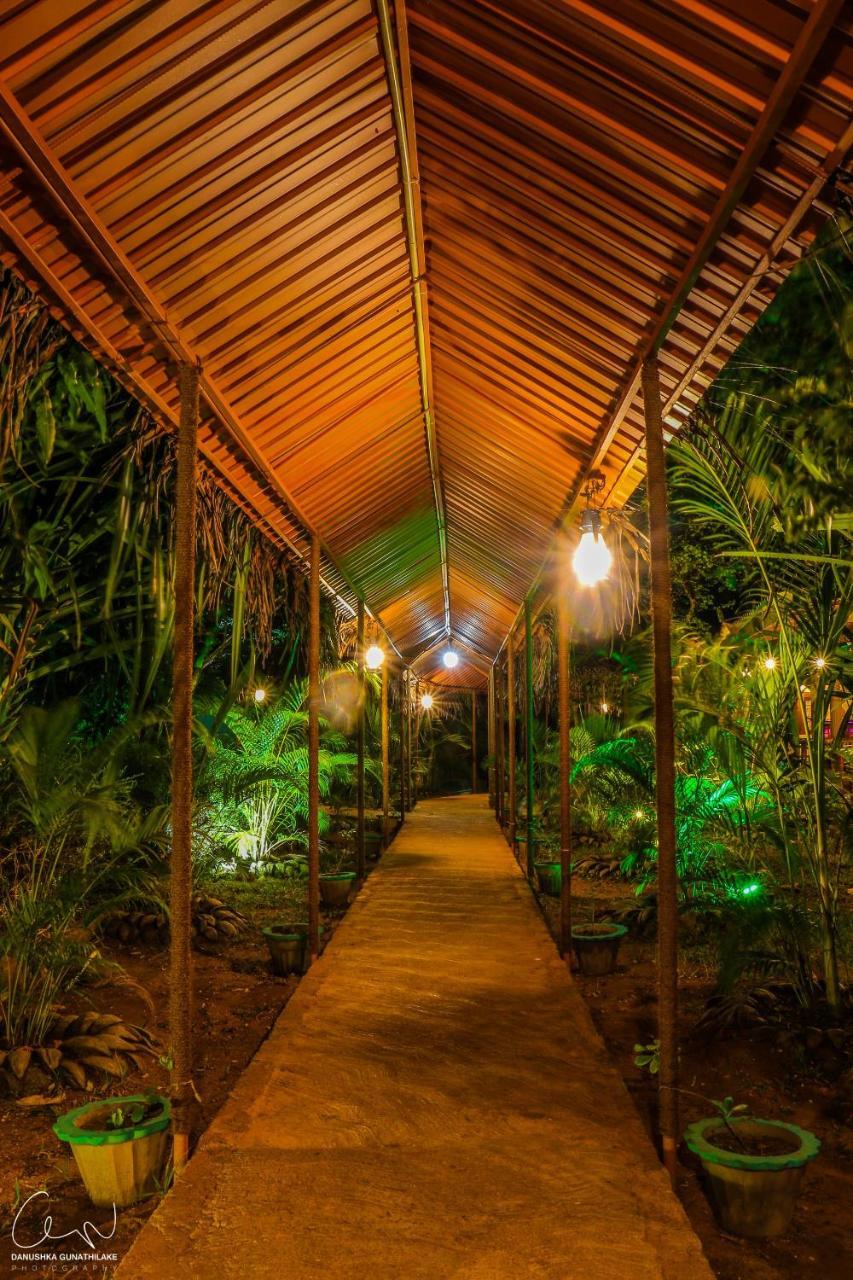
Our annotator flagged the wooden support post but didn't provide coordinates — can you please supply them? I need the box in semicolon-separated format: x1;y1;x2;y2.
557;571;573;960
487;669;496;808
641;356;679;1181
495;661;505;829
307;532;321;964
170;362;198;1174
356;600;366;885
524;595;535;880
406;670;413;809
399;668;406;825
471;690;477;793
409;680;414;798
507;634;517;851
381;660;390;843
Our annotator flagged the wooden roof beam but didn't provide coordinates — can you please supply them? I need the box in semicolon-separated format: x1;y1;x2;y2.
375;0;452;640
493;0;848;662
0;79;413;654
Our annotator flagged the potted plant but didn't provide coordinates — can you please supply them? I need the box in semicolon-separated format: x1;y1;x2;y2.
534;860;561;897
319;849;357;908
684;1098;820;1238
263;923;326;975
571;921;627;975
319;871;356;908
53;1093;170;1208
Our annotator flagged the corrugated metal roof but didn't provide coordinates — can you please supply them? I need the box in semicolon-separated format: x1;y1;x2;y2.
1;0;850;689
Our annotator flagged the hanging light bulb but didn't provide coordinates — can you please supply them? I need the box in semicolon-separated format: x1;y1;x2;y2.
253;686;267;704
365;644;385;670
442;648;459;670
572;473;611;587
421;692;434;710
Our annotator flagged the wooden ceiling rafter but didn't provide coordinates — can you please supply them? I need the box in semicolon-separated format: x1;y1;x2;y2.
490;0;851;658
0;71;410;655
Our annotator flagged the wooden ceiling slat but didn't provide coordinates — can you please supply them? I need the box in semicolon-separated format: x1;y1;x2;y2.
0;0;849;685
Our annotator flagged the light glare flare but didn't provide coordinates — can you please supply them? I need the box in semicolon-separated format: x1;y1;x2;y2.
573;529;612;587
365;644;385;670
421;693;434;710
443;649;459;669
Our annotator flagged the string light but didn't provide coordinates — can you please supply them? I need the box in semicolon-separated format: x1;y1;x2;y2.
253;687;266;703
763;655;776;671
813;656;826;670
421;692;434;711
634;808;644;820
365;644;385;670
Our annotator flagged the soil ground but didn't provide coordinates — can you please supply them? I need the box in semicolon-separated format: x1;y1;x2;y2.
537;870;853;1280
0;875;326;1279
2;811;849;1279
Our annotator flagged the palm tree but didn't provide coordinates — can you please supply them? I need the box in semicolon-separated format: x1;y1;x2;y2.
197;680;356;875
669;396;852;1012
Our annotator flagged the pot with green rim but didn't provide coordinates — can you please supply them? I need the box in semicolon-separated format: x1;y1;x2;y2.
534;861;561;897
319;871;356;908
364;831;384;861
53;1094;170;1208
684;1116;820;1237
263;924;306;975
571;922;627;976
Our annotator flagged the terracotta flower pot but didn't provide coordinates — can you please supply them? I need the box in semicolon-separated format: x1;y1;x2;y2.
53;1095;170;1208
684;1116;820;1238
571;922;627;976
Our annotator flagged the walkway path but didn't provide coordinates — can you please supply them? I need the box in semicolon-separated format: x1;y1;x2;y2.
120;795;711;1280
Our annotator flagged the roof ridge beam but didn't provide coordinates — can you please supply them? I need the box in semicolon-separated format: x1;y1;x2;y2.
375;0;451;639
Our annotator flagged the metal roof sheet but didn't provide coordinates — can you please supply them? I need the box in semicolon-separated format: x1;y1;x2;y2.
1;0;850;688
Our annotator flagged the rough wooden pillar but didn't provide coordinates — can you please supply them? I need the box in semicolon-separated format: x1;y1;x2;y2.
471;690;477;793
307;532;321;963
381;660;390;842
496;661;505;829
524;596;535;879
170;362;199;1173
412;679;419;805
356;600;366;884
641;355;679;1180
507;634;517;850
557;574;573;960
399;668;406;824
487;669;496;808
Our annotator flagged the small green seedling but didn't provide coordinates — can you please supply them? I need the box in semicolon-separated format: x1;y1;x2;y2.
633;1039;660;1074
711;1095;750;1150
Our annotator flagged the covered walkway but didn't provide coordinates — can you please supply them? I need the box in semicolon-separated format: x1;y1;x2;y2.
119;795;711;1280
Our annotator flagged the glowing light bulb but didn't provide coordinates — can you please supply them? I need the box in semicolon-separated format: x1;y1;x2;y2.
600;702;609;714
634;808;644;820
741;881;760;897
763;655;776;671
443;649;459;669
365;644;385;670
813;656;826;670
421;693;434;710
573;509;612;587
253;687;266;703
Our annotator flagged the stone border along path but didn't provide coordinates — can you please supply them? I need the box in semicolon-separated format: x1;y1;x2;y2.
119;793;713;1279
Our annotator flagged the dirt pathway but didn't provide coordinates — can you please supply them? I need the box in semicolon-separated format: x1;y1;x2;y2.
119;795;712;1279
